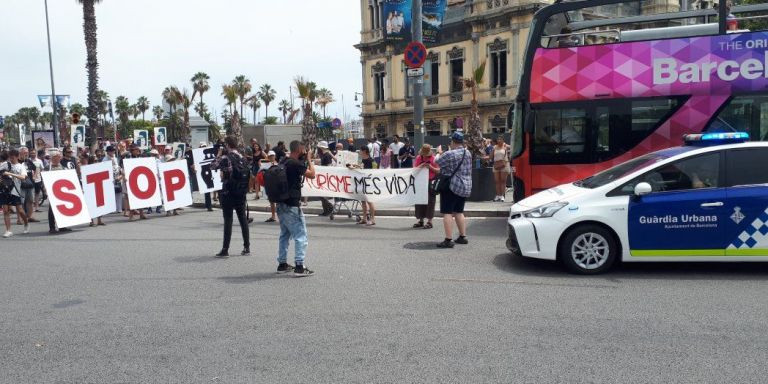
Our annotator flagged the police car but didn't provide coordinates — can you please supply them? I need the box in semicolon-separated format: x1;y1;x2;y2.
507;132;768;274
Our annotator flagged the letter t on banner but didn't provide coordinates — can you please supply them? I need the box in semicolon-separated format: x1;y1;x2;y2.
157;160;193;211
123;158;163;210
80;161;117;218
41;169;92;228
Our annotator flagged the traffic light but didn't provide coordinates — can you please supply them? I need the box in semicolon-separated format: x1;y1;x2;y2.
72;113;80;124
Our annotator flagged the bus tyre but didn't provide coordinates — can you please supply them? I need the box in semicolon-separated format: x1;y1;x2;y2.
559;225;617;275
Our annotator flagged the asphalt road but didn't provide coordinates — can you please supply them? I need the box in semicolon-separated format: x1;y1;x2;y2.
2;209;767;383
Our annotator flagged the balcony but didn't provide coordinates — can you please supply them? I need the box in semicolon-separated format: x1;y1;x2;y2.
360;28;384;45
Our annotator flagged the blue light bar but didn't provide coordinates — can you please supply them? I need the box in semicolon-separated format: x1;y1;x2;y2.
683;132;749;146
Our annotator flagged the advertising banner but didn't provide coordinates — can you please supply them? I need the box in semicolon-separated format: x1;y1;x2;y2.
422;0;447;44
302;166;428;207
80;161;117;219
192;147;223;194
157;160;193;211
41;169;92;228
383;0;412;42
38;95;51;109
123;158;163;210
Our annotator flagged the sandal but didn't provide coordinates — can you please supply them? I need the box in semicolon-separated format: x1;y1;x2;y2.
265;218;276;223
424;222;433;229
413;221;424;228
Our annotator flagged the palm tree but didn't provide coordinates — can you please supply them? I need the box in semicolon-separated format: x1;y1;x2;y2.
463;61;487;159
136;96;150;121
257;84;277;120
277;99;290;124
180;89;193;143
152;105;164;121
77;0;103;143
315;88;335;119
114;96;130;127
130;104;140;120
231;75;252;118
191;72;210;118
40;112;53;129
162;86;182;115
28;107;41;130
294;76;318;152
194;102;209;119
96;90;109;123
70;103;86;118
221;84;238;117
248;97;261;125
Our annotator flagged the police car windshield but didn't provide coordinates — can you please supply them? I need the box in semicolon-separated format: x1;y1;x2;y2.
576;147;695;189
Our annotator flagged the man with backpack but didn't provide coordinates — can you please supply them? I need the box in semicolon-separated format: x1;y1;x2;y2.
211;136;251;258
0;149;31;238
263;140;316;277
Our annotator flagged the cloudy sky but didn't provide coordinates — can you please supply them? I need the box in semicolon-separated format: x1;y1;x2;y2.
1;0;363;124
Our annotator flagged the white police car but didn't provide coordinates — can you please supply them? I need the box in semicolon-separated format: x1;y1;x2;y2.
507;132;768;274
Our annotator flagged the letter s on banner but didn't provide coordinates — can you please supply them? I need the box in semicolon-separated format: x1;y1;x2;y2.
80;161;117;218
123;158;163;210
41;169;92;228
157;160;193;211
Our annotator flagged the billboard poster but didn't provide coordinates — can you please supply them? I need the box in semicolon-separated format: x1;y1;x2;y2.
32;130;55;152
422;0;447;44
383;0;412;42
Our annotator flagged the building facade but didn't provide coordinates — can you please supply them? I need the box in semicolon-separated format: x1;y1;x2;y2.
356;0;551;139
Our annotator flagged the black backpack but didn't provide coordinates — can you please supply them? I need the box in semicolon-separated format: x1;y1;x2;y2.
263;162;290;203
223;153;251;198
1;162;15;195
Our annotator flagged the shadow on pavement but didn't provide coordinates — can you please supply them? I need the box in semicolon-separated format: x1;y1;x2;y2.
174;255;220;263
403;241;440;250
218;273;284;284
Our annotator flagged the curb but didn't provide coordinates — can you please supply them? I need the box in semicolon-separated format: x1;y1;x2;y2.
192;203;510;218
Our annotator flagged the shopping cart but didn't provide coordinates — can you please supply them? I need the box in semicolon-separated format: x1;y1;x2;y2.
329;198;362;222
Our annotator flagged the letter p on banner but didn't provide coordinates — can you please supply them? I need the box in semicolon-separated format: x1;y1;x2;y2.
157;160;193;211
41;169;92;228
123;158;163;210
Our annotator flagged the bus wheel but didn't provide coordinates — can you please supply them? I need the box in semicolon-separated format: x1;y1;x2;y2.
559;225;617;275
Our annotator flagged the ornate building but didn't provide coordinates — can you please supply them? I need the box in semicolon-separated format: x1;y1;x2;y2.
356;0;551;139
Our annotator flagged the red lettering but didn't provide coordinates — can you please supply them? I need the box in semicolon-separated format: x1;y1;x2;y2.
52;179;82;216
343;176;352;194
317;173;327;190
163;169;186;202
85;170;110;207
129;166;157;200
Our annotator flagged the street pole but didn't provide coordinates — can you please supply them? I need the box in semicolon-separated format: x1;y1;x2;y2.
43;0;60;148
412;0;425;150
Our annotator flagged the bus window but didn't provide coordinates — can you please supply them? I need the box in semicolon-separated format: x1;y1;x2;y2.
710;94;768;140
596;107;611;154
533;108;587;156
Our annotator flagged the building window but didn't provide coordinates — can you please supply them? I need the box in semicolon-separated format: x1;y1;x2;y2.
405;121;415;138
426;120;441;136
489;39;508;97
370;5;375;30
372;62;386;107
427;52;440;96
490;114;506;133
447;47;464;96
375;123;386;139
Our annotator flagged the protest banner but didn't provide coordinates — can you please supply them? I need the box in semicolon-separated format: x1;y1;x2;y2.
80;161;116;218
173;142;186;160
154;127;168;146
41;169;92;228
71;124;86;148
133;130;149;149
157;160;193;211
335;151;358;167
302;166;428;207
192;147;222;194
123;158;163;210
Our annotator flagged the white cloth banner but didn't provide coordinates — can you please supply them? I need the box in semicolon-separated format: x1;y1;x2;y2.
80;161;116;218
192;147;223;194
302;166;428;207
335;151;359;167
41;169;92;228
157;160;193;211
123;158;163;210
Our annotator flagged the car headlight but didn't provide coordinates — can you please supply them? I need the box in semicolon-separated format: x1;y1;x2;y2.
523;202;568;218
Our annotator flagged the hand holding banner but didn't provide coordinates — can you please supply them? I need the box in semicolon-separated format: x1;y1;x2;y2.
302;166;428;207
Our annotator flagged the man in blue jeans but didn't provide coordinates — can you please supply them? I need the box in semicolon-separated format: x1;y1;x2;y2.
276;140;316;277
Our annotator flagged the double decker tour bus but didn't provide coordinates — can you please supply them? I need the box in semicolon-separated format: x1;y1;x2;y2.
508;0;768;199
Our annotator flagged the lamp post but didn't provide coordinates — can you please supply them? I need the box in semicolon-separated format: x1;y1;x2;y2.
411;0;425;150
43;0;60;148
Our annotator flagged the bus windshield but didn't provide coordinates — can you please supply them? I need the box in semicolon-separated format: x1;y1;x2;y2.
575;147;693;189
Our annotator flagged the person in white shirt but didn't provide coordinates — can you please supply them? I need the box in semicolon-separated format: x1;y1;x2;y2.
367;137;381;166
0;149;30;237
389;135;405;169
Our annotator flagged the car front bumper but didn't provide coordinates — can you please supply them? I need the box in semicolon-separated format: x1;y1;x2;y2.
506;218;559;261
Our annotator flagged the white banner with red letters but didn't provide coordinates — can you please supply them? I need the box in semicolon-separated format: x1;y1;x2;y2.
302;166;428;206
41;169;92;228
124;158;163;210
80;161;116;218
157;160;193;211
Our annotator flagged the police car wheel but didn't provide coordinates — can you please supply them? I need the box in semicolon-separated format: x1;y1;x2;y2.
559;225;617;275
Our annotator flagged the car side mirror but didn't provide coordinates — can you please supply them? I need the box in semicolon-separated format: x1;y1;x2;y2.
634;182;652;196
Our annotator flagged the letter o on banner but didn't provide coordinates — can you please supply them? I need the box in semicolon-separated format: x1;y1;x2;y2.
123;158;163;210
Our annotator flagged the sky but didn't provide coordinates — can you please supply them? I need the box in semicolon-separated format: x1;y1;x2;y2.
0;0;363;124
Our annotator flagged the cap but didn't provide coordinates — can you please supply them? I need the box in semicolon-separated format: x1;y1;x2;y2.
150;149;159;155
451;131;464;143
106;145;115;152
164;154;175;162
164;145;173;150
199;142;208;148
317;141;329;149
268;151;276;157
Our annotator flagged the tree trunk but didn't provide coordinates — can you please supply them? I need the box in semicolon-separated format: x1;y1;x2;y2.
301;102;317;153
466;98;485;162
82;0;99;147
231;111;244;148
183;109;191;145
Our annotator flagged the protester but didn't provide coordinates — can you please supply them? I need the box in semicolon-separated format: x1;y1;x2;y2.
104;146;124;216
61;146;79;172
263;151;278;223
357;146;376;226
211;136;250;258
398;139;416;168
317;141;335;216
42;150;70;234
0;149;31;237
413;144;439;230
491;136;511;202
367;137;381;166
379;139;392;169
346;137;356;152
30;150;45;214
250;143;266;198
18;147;38;223
274;141;287;162
275;140;316;276
389;135;404;168
435;132;472;248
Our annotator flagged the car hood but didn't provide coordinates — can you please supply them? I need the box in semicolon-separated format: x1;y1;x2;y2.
513;183;589;211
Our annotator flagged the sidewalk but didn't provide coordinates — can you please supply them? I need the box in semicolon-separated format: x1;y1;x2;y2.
192;192;513;218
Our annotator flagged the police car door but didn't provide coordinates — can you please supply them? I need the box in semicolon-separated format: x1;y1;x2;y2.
627;152;726;257
724;147;768;257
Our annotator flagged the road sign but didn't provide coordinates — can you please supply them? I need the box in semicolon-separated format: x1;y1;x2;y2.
332;118;342;129
407;68;424;77
404;41;427;69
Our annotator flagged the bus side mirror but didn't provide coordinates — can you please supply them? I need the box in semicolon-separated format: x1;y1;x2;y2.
634;182;652;197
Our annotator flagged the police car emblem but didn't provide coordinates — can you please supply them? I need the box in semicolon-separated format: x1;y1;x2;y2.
731;206;745;224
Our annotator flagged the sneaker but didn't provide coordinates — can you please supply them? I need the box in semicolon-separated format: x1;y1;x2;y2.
436;239;454;248
241;248;251;256
276;263;294;274
293;265;314;277
23;224;29;234
455;236;468;245
214;250;229;258
58;227;72;232
499;197;505;202
2;231;12;238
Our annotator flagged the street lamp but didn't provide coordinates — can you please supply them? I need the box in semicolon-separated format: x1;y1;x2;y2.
353;92;364;102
